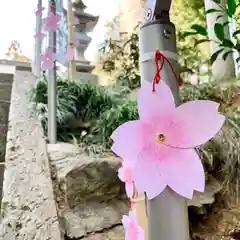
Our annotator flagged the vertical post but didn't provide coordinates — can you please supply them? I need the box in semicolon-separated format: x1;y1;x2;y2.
35;0;43;78
139;1;190;240
47;0;57;144
67;0;77;81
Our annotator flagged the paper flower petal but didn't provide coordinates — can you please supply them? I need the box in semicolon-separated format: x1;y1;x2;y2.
111;120;143;159
43;12;61;31
160;148;205;198
35;6;45;16
169;100;225;148
122;211;145;240
74;39;80;46
133;148;167;199
122;215;129;230
138;81;175;120
34;31;45;40
41;47;55;70
125;182;134;198
73;16;79;25
66;45;75;61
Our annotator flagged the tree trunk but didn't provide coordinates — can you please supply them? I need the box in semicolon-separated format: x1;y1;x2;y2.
204;0;236;81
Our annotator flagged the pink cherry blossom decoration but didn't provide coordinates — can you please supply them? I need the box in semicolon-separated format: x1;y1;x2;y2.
111;81;225;199
66;45;75;61
73;16;79;25
74;38;80;46
43;11;61;31
34;31;45;40
41;47;55;70
122;210;145;240
118;161;134;198
35;6;45;16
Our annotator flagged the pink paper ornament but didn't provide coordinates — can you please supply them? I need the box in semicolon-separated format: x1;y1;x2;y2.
74;38;80;46
35;6;45;16
118;161;134;198
43;11;61;31
66;44;75;61
122;210;145;240
34;31;45;40
73;16;79;25
111;81;225;200
41;47;55;70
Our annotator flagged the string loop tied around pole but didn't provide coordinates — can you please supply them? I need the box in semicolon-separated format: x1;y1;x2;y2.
152;50;182;92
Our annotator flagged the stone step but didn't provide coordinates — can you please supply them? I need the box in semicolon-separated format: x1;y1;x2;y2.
0;83;12;101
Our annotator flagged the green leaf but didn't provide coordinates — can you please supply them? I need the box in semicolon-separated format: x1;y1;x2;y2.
191;24;207;36
205;8;222;14
220;39;234;48
223;50;233;60
182;31;198;38
227;0;237;16
211;48;224;64
194;39;210;47
223;21;230;27
234;43;240;50
214;23;224;40
236;56;240;62
233;29;240;37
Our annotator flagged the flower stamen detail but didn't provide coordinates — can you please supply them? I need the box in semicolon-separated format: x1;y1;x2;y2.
156;133;166;144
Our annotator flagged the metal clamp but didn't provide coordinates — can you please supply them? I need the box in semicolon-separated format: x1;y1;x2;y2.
145;0;172;22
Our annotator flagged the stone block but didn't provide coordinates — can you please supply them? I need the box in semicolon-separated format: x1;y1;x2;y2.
0;124;8;136
48;143;128;239
0;101;10;124
0;137;6;162
0;162;4;204
0;73;14;84
0;83;12;101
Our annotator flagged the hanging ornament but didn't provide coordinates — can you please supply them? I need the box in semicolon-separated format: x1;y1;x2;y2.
41;47;55;70
122;210;145;240
118;161;135;199
111;51;225;200
42;11;61;31
35;6;45;16
34;31;45;40
66;43;75;61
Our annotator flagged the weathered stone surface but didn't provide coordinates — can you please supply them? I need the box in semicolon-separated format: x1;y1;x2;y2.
0;137;7;162
48;143;126;208
82;226;124;240
188;176;222;208
0;71;62;240
0;83;12;101
0;100;10;124
48;143;127;239
60;201;128;239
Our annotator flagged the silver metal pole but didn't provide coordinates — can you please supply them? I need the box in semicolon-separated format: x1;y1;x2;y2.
47;0;57;143
35;0;43;78
139;1;190;240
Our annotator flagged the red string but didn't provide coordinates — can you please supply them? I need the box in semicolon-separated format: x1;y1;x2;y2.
152;50;182;92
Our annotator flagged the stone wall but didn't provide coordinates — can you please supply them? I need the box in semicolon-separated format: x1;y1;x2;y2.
0;70;62;240
0;73;13;201
48;143;127;240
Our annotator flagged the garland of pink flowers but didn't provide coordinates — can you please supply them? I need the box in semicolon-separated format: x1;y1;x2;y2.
112;51;225;239
34;3;79;71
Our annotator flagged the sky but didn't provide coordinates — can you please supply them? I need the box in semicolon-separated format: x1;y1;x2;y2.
0;0;119;61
